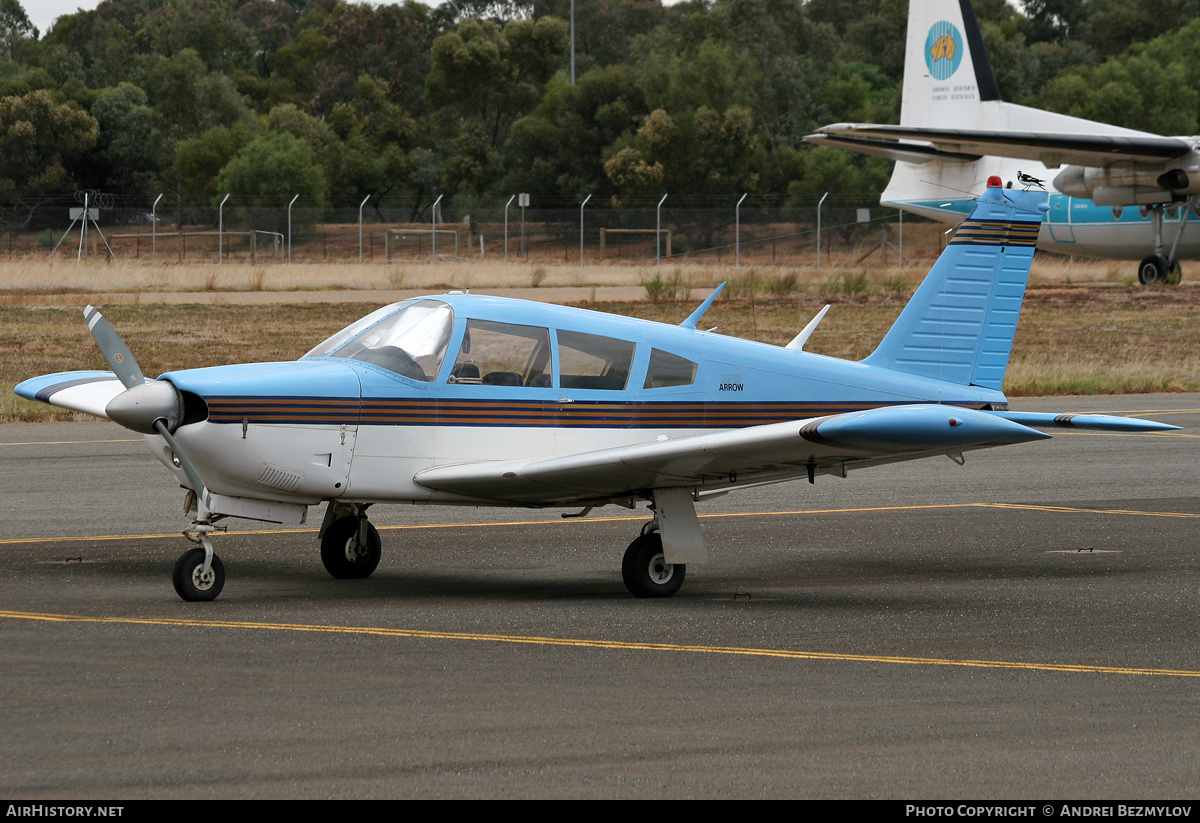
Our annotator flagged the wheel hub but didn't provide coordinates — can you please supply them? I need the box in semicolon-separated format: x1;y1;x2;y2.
647;552;674;584
191;565;216;590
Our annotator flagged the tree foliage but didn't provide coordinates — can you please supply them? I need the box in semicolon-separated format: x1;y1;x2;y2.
0;0;1192;221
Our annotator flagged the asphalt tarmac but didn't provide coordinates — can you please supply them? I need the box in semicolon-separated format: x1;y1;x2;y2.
2;395;1199;798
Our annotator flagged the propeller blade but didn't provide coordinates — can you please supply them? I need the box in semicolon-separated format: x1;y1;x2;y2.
84;305;145;389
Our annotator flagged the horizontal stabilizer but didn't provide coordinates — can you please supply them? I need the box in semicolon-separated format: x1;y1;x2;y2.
802;132;982;164
992;411;1180;433
813;123;1190;168
13;370;129;420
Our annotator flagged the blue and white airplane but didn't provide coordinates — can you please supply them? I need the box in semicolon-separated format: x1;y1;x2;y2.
806;0;1200;285
15;181;1176;602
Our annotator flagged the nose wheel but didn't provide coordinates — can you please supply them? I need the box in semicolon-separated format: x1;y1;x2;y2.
173;547;225;602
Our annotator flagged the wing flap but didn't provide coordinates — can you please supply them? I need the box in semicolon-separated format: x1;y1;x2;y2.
13;370;127;420
414;405;1049;505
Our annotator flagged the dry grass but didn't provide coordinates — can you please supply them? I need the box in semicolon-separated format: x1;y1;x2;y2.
5;280;1199;423
0;252;1144;303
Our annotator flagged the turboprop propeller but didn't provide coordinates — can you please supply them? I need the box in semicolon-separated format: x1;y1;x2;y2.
84;305;225;601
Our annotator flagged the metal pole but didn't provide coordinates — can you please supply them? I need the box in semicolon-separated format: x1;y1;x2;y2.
735;192;747;266
77;192;88;262
656;193;667;264
152;193;162;264
287;194;298;263
579;194;591;266
504;195;513;262
358;195;370;264
570;0;576;84
218;193;230;264
817;191;829;269
898;208;903;268
431;194;443;264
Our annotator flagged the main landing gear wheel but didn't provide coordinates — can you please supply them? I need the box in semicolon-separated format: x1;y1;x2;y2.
621;533;685;598
172;547;225;602
321;516;381;579
1139;255;1169;285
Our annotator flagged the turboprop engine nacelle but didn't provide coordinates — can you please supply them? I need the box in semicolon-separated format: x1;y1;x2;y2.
1055;151;1200;206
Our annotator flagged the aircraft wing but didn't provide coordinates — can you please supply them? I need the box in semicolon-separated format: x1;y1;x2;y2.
13;370;127;420
809;123;1194;168
414;404;1052;506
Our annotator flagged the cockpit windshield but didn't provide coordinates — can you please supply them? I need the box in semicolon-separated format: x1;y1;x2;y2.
304;299;454;382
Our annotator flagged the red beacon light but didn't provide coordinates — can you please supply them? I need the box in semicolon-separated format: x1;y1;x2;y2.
986;175;1003;187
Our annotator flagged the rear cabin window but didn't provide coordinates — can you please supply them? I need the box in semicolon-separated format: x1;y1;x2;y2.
557;330;635;391
643;348;697;389
450;320;552;387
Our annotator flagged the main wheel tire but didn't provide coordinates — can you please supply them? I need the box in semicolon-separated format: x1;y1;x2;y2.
172;548;225;602
621;533;685;598
1139;255;1168;285
320;516;381;579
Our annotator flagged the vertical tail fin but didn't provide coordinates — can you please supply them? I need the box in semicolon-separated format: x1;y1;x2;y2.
862;181;1048;391
900;0;1001;129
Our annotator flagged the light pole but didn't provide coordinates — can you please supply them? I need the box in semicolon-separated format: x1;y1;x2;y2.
287;194;299;264
579;193;591;266
656;193;667;264
218;193;230;264
151;193;162;264
817;191;829;269
735;192;747;266
358;195;370;264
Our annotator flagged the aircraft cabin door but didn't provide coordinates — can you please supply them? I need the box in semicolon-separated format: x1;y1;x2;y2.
1047;194;1076;243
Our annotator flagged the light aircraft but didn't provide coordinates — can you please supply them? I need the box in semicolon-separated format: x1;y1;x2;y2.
15;180;1177;602
805;0;1200;285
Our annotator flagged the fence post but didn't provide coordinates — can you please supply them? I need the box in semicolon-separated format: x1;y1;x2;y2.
358;195;370;264
817;191;829;269
218;194;229;264
579;193;592;266
735;192;747;266
656;193;667;264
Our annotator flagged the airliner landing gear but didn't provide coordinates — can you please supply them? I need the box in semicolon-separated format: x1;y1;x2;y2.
622;531;685;598
320;512;381;579
1139;200;1192;284
1139;255;1170;285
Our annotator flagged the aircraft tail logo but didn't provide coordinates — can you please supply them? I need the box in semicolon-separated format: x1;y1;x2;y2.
925;22;962;80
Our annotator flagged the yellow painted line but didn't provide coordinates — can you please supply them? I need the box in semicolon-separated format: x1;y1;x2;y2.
4;502;1198;547
1;608;1196;678
0;439;141;447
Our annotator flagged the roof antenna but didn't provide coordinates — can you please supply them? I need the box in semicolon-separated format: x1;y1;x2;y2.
679;282;726;330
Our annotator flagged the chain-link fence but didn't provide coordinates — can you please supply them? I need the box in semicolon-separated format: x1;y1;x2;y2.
15;196;945;267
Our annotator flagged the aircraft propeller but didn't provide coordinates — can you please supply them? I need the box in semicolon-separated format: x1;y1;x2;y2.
85;305;209;501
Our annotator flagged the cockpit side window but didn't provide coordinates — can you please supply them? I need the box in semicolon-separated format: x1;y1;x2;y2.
643;348;697;389
450;320;551;388
558;330;635;390
316;299;454;382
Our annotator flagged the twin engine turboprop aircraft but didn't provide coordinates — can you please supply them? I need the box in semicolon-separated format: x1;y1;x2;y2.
16;181;1177;602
